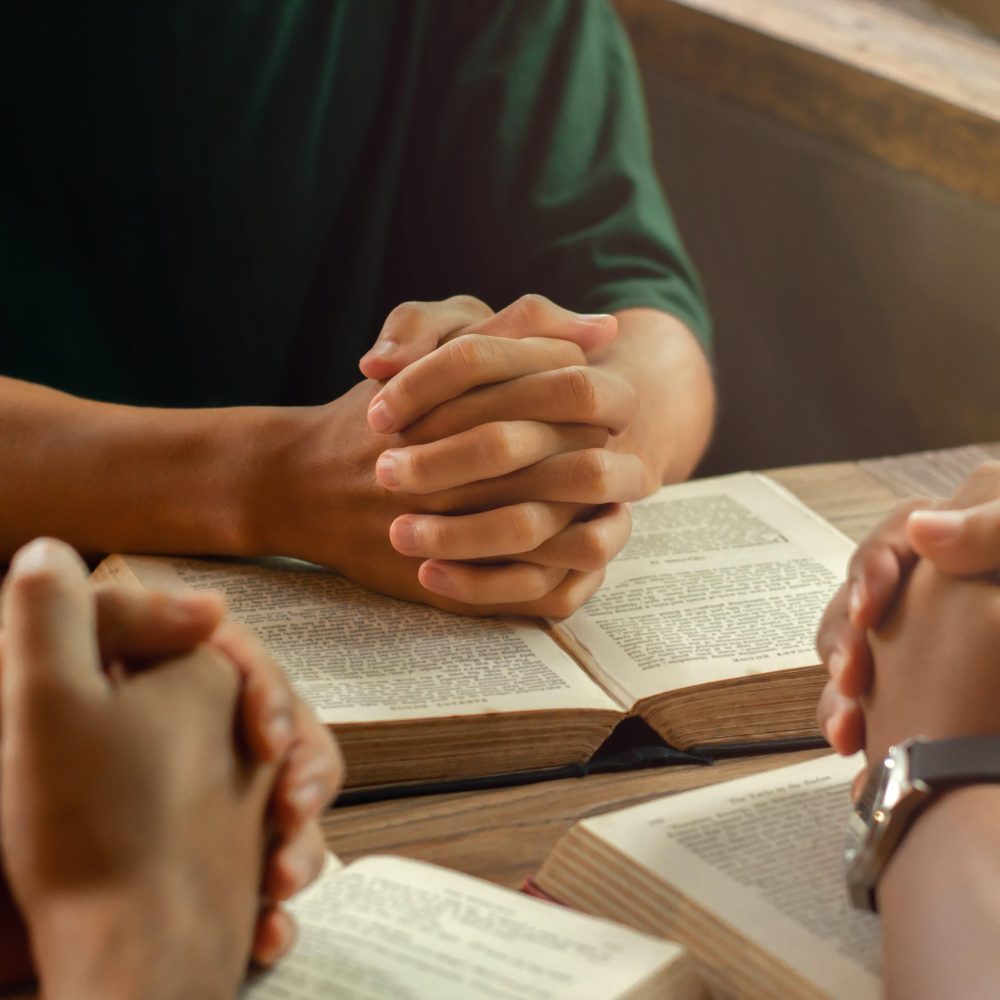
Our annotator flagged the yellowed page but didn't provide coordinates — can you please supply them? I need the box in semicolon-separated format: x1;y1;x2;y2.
118;556;621;723
243;855;690;1000
558;473;855;704
581;754;880;999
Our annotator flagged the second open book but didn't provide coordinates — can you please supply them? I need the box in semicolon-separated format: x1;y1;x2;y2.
94;473;854;790
244;754;880;999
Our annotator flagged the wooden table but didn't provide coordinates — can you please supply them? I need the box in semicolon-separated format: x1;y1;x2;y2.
323;444;1000;888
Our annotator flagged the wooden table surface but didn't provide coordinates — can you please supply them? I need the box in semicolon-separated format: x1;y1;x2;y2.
323;457;917;888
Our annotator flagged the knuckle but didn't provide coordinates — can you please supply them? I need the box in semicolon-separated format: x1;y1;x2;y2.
544;593;575;619
506;505;542;551
570;449;612;499
578;522;612;571
483;422;520;468
449;334;495;375
449;294;492;318
515;293;551;323
522;568;559;601
546;570;603;619
421;517;451;554
404;446;429;484
562;366;599;418
386;300;425;329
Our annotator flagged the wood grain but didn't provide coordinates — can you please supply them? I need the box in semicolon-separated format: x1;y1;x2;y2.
616;0;1000;204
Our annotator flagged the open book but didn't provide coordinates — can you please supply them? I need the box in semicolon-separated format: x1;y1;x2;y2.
93;473;854;790
242;856;702;1000
532;753;881;999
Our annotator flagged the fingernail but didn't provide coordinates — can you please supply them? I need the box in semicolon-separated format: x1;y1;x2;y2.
828;648;847;684
367;398;394;433
390;518;420;554
908;509;964;543
289;780;326;818
375;452;400;489
420;563;448;593
265;711;294;757
848;581;864;622
11;537;75;574
369;339;397;358
577;313;613;322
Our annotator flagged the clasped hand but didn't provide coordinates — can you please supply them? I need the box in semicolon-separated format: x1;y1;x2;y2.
0;539;343;995
266;295;648;618
360;295;647;616
816;461;1000;764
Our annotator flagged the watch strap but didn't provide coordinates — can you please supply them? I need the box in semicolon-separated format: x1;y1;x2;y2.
909;734;1000;788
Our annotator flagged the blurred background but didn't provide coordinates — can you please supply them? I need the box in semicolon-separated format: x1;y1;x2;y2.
617;0;1000;472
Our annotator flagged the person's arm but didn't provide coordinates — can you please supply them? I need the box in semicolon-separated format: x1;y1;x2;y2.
0;374;267;560
879;785;1000;1000
847;555;1000;997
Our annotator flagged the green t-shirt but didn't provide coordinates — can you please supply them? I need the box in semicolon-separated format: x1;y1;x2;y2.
0;0;709;408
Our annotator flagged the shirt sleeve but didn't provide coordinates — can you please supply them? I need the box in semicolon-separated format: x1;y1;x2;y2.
390;0;712;352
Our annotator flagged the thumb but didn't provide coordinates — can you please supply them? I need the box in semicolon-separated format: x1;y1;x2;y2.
907;499;1000;575
1;539;106;710
359;297;494;380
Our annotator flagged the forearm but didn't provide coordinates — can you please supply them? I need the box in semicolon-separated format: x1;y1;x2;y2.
0;375;274;561
598;309;715;490
879;786;1000;999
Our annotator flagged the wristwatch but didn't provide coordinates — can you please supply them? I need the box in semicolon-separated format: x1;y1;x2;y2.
845;734;1000;912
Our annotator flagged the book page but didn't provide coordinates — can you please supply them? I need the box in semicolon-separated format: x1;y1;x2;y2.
118;556;620;723
558;473;855;703
582;754;880;999
243;856;690;1000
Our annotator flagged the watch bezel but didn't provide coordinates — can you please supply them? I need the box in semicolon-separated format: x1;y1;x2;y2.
844;738;932;910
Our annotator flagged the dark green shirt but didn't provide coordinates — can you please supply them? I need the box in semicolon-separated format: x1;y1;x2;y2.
1;0;709;408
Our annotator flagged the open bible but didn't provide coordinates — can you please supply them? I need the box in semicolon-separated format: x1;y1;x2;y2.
93;473;854;790
241;855;702;1000
531;753;881;999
